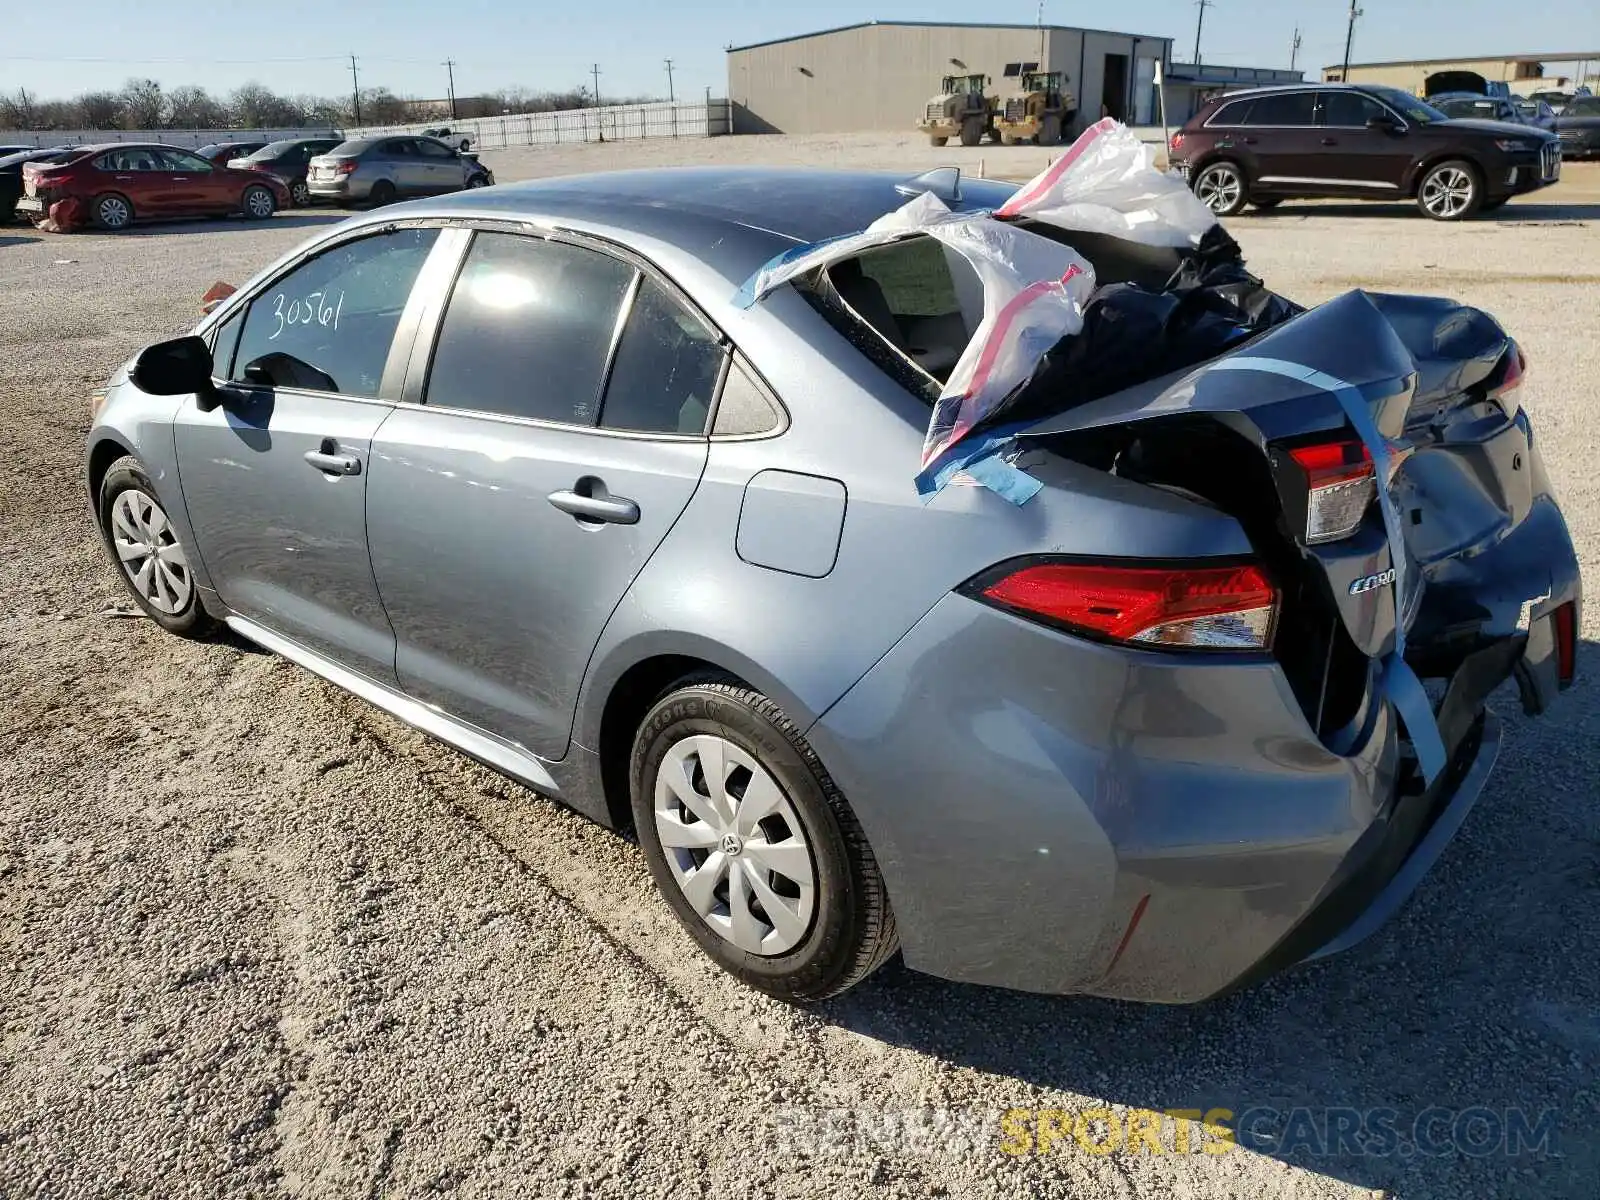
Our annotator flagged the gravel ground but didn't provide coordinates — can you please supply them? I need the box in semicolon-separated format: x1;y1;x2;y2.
2;139;1598;1200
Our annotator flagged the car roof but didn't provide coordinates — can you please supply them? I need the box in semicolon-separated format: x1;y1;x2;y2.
331;166;1019;300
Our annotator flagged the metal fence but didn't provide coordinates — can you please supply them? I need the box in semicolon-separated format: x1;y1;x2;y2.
345;99;732;149
0;127;341;150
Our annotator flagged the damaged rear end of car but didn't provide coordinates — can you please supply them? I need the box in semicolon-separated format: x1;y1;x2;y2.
776;127;1581;1001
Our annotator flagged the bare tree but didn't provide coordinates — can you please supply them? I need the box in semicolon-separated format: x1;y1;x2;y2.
119;78;167;129
1;88;39;129
76;91;121;129
167;85;225;129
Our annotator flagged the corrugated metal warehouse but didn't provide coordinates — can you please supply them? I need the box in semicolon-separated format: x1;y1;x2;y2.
727;20;1172;136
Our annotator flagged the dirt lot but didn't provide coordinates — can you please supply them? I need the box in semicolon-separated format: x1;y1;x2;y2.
2;137;1598;1200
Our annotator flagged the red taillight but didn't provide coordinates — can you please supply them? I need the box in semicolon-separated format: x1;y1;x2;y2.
1553;600;1576;686
1489;344;1527;413
975;560;1279;651
1287;437;1376;545
1169;132;1186;152
335;161;357;175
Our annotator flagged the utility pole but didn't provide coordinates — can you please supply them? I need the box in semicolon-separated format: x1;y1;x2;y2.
664;58;675;104
591;63;603;142
1341;2;1364;81
349;55;362;125
443;59;457;120
1193;0;1213;68
1037;0;1046;64
1290;26;1302;72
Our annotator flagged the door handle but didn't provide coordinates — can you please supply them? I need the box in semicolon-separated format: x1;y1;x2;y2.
304;448;361;476
548;479;639;525
1321;137;1338;146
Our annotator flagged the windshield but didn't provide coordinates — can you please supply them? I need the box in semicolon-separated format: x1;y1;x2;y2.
240;140;298;161
1362;86;1449;124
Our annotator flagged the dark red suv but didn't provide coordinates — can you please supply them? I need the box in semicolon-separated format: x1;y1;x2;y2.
1168;84;1562;221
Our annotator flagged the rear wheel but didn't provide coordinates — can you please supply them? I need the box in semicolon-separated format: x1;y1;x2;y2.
241;184;275;220
92;193;133;231
631;679;898;1002
1038;114;1062;146
97;455;214;638
1417;160;1481;221
368;180;396;207
289;178;311;207
960;117;984;147
1193;161;1248;216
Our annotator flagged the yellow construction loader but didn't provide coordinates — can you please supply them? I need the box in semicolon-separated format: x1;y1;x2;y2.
995;70;1077;146
916;73;996;147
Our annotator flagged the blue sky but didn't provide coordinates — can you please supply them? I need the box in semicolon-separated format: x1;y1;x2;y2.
4;0;1596;103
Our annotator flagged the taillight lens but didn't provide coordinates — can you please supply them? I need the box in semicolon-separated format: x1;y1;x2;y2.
336;161;357;175
1287;437;1376;544
972;560;1279;651
1169;132;1185;153
1553;600;1577;687
1489;344;1527;415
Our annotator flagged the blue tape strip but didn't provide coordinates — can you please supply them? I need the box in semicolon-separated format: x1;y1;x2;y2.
1209;356;1447;784
914;419;1041;506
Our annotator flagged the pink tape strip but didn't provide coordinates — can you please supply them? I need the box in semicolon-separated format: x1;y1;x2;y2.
995;117;1117;218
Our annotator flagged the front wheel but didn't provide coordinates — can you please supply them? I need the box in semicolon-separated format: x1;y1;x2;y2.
959;117;984;147
1193;161;1249;216
241;184;276;220
1038;114;1062;146
1417;160;1482;221
97;455;215;638
631;679;898;1002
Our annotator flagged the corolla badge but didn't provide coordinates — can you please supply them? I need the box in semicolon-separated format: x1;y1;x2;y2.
1349;568;1397;596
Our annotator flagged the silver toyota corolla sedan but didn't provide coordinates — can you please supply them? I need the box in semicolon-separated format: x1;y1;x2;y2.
86;168;1580;1003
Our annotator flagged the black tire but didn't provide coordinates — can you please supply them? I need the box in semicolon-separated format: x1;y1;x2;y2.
97;455;215;638
1416;159;1482;221
959;117;983;147
630;679;898;1002
1249;198;1283;210
1038;114;1062;146
92;192;134;231
368;180;397;207
240;184;276;220
289;178;312;207
1192;160;1249;216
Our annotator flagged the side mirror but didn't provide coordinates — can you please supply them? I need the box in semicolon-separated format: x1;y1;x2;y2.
131;335;214;400
1367;115;1401;133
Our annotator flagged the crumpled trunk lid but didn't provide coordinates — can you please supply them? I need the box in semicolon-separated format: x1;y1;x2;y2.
1021;288;1581;746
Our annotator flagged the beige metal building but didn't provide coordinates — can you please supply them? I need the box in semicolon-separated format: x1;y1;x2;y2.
1323;53;1597;95
727;20;1172;136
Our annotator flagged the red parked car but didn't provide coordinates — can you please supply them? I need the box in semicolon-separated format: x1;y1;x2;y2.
16;143;291;231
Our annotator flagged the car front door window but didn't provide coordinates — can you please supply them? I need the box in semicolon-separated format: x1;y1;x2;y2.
232;226;441;396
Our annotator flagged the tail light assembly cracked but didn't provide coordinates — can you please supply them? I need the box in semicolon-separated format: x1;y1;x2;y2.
1271;435;1377;546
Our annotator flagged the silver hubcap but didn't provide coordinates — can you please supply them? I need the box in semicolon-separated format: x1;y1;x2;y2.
1422;167;1474;218
100;198;129;228
111;490;192;615
292;182;310;205
247;189;273;217
1197;167;1242;212
653;734;817;956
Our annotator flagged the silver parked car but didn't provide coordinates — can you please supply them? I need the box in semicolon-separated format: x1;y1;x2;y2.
306;135;492;205
86;169;1580;1003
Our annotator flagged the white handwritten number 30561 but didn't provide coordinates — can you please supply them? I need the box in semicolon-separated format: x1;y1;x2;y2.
269;290;344;340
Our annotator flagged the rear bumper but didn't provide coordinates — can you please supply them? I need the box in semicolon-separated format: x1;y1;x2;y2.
307;176;370;200
807;593;1532;1002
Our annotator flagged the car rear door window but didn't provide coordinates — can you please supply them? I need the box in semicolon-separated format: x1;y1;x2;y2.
415;139;455;159
424;231;634;424
598;277;726;435
231;227;440;396
1208;98;1255;126
1243;92;1319;126
1320;92;1388;127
